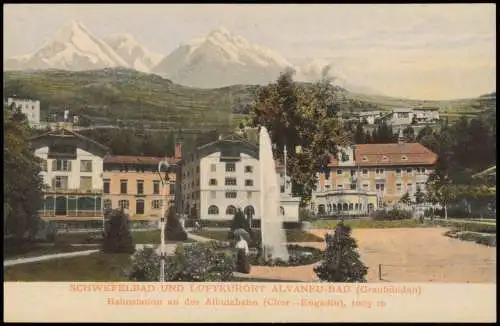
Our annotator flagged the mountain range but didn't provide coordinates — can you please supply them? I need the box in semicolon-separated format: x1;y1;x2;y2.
4;21;378;93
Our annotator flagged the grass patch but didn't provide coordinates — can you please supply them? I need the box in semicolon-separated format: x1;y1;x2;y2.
54;230;195;245
429;219;497;234
4;243;99;260
192;229;324;244
311;219;424;229
444;230;496;247
3;253;132;281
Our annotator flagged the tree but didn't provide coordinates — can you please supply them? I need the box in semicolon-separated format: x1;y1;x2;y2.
165;204;187;241
4;104;44;243
414;187;426;205
314;221;368;282
354;123;367;144
426;165;460;220
102;209;134;253
371;122;395;143
399;192;412;205
249;70;349;204
229;208;253;241
403;125;416;142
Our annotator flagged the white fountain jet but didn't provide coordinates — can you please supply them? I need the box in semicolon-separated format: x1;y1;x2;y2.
259;126;290;261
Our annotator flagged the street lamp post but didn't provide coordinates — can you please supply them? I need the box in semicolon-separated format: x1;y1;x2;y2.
157;160;170;282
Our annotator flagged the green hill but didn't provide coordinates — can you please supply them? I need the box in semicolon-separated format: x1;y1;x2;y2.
3;68;489;129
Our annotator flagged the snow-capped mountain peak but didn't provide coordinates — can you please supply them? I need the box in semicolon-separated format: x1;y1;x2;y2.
103;33;164;72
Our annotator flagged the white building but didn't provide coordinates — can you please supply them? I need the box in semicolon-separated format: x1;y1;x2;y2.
412;107;440;123
356;111;383;125
30;128;110;220
7;97;41;128
176;134;300;223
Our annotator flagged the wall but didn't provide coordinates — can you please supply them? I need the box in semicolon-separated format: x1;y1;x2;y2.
103;169;176;220
35;146;103;190
7;98;41;127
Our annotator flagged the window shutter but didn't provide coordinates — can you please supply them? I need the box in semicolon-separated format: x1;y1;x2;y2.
52;160;57;171
68;161;72;172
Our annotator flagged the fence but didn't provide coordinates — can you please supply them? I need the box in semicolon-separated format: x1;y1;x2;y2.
376;262;496;283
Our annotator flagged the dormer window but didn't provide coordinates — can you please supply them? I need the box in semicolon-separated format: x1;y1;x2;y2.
362;156;368;162
401;155;408;161
382;155;388;161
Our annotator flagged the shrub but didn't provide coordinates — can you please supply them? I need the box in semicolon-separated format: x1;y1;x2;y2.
248;244;323;266
371;208;413;221
125;241;236;281
314;221;368;282
299;208;317;222
165;206;187;241
229;208;253;241
102;209;134;254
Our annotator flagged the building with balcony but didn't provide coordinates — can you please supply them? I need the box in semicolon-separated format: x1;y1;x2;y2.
177;134;300;222
311;141;438;217
31;128;109;221
102;151;180;221
7;97;41;128
412;107;440;123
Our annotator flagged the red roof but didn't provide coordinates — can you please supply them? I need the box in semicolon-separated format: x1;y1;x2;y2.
104;155;179;165
353;143;437;166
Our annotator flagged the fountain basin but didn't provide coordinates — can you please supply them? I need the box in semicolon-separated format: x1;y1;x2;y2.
248;244;323;267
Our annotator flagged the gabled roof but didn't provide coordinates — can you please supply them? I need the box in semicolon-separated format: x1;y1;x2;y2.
30;127;109;156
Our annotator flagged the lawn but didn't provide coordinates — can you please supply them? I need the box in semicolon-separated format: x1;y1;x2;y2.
4;253;132;281
55;230;195;245
311;219;424;229
3;252;292;282
4;243;100;260
191;229;324;243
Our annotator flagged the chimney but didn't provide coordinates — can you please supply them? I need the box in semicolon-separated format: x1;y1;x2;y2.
398;128;405;144
175;143;182;160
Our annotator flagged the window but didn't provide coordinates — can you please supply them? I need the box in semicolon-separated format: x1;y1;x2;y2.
120;180;128;194
225;177;237;186
396;183;402;193
325;185;330;189
350;169;356;176
225;191;237;198
244;206;255;217
169;182;175;195
245;179;254;186
247;191;252;199
80;160;92;172
152;200;161;209
196;166;200;173
376;168;384;175
337;169;343;175
401;155;408;161
136;199;145;215
349;203;354;211
362;156;368;162
355;203;360;210
210;164;216;172
225;163;236;172
226;205;236;215
53;176;69;189
406;168;413;174
337;184;343;189
211;191;217;199
53;159;71;172
280;185;285;193
382;155;388;161
41;159;47;172
280;206;285;215
104;199;112;209
137;180;144;195
118;200;129;210
376;183;385;192
103;179;110;194
245;165;253;173
80;176;92;190
209;178;217;186
395;168;402;175
362;183;369;189
350;183;357;190
153;180;160;194
208;205;219;215
362;169;368;175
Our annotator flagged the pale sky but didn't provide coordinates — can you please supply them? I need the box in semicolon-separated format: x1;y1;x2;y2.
3;4;496;100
